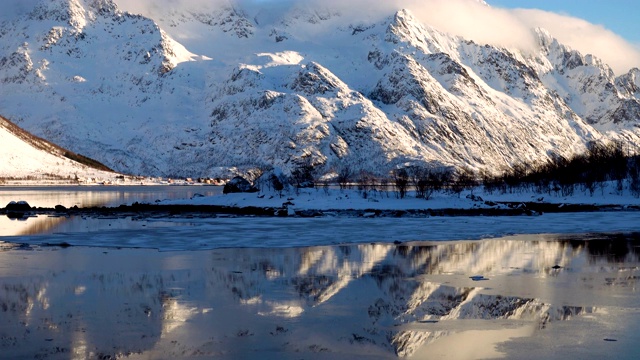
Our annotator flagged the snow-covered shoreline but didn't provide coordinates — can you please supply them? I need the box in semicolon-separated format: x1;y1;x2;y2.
161;182;640;212
3;182;640;251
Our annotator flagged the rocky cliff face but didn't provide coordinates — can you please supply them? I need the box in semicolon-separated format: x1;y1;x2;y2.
0;0;639;177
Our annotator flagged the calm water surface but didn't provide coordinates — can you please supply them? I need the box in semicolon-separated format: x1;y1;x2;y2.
0;186;225;237
1;188;640;358
0;185;222;208
0;236;639;359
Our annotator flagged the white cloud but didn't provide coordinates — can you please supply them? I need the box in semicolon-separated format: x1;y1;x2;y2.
510;9;640;74
381;0;541;54
9;0;630;74
321;0;640;74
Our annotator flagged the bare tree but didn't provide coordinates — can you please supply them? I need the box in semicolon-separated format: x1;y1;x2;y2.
628;156;640;197
356;169;377;199
425;168;452;200
378;177;390;198
336;164;353;190
271;173;285;198
393;168;410;199
291;157;316;190
407;165;428;199
450;167;476;197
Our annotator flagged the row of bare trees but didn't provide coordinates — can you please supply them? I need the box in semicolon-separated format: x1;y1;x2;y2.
483;140;640;198
251;140;640;200
252;159;479;200
331;163;477;200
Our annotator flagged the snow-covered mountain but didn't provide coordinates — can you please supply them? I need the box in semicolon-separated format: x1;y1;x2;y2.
0;114;116;180
1;0;639;177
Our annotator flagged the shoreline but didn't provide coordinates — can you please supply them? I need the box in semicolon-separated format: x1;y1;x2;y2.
2;200;640;220
3;185;640;251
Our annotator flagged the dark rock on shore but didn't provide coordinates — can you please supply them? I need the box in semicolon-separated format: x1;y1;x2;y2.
5;201;31;211
3;200;640;222
4;201;31;219
223;176;258;194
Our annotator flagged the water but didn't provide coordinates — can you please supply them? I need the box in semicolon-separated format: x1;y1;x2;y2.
0;185;225;237
3;187;640;246
4;210;640;248
0;185;222;208
0;236;639;359
2;188;640;358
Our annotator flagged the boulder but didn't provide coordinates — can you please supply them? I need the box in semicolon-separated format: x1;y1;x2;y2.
5;201;31;211
223;176;258;194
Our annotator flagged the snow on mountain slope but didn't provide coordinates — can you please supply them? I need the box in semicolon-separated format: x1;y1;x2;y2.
529;29;640;129
0;115;116;180
0;0;204;176
0;0;639;177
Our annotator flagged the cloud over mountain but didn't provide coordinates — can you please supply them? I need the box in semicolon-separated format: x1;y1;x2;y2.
112;0;640;74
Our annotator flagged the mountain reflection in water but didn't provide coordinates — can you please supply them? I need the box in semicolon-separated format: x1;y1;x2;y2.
0;185;223;237
0;235;639;359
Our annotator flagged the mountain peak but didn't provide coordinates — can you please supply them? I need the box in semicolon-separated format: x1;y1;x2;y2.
533;27;555;48
384;9;453;56
29;0;87;27
392;8;417;23
1;3;640;178
26;0;121;29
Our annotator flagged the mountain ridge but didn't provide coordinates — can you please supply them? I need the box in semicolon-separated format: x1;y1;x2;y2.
1;0;639;178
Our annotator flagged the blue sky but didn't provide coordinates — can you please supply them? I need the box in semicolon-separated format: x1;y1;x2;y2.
489;0;639;44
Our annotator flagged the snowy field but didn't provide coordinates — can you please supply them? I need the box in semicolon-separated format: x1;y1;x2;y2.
164;183;640;210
